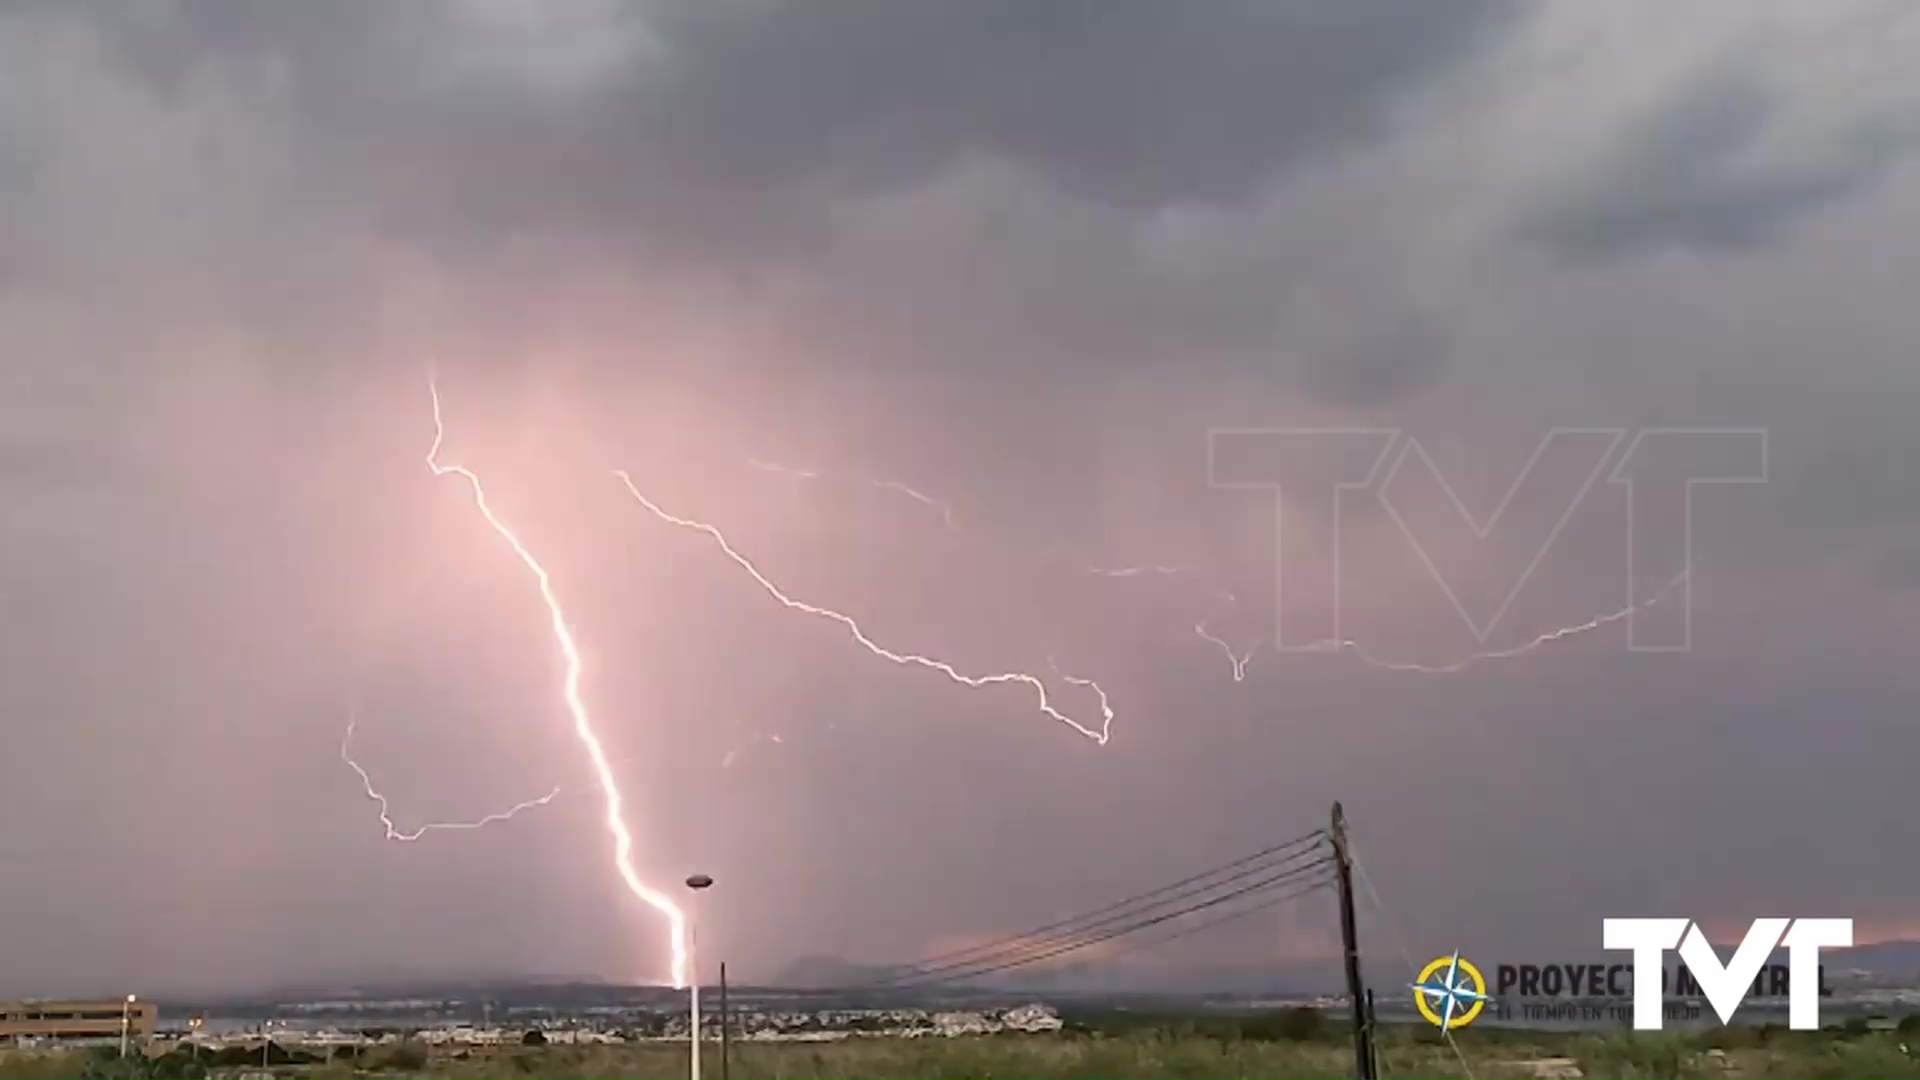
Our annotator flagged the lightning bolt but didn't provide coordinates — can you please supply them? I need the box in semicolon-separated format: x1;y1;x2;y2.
1195;624;1259;682
341;713;561;841
1342;569;1691;674
613;470;1115;744
1202;570;1691;680
745;458;820;480
747;456;1222;591
871;480;958;531
427;380;690;989
1086;564;1192;579
749;457;959;530
748;455;1682;686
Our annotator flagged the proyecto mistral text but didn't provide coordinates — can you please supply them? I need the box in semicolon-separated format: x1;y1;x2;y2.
1496;962;1831;1000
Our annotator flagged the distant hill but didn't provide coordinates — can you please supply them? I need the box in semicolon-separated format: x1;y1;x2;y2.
1838;941;1920;980
772;955;896;989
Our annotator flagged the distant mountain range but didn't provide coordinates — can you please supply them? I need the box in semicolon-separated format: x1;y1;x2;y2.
1837;941;1920;980
774;956;891;989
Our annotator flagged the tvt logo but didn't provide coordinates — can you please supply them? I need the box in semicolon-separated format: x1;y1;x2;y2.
1208;427;1767;654
1603;917;1852;1030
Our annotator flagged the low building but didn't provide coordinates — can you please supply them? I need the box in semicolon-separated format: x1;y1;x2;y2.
0;999;157;1041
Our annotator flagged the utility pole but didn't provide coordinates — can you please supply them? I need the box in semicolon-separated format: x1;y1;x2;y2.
1365;989;1380;1076
718;962;730;1080
1330;802;1377;1080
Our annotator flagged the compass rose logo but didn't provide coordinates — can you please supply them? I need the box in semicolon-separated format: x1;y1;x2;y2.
1412;951;1493;1030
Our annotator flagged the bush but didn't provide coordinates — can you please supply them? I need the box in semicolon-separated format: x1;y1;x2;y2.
1237;1007;1326;1042
146;1049;210;1080
78;1048;144;1080
368;1040;430;1071
1565;1032;1692;1080
1808;1040;1920;1080
77;1046;207;1080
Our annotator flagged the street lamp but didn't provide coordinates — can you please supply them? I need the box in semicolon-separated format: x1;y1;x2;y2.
120;995;135;1058
187;1016;203;1067
685;874;713;1080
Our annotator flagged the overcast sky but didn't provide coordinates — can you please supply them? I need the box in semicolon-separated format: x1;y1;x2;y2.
4;0;1918;1000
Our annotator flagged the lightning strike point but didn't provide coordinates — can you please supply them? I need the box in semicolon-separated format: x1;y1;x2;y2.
427;379;690;989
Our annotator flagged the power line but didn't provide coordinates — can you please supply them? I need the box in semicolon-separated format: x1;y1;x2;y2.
1104;870;1337;961
862;828;1329;984
864;836;1327;985
888;863;1335;988
883;855;1337;988
886;851;1334;986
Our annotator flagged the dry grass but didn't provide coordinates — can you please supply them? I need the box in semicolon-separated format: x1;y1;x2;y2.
4;1024;1917;1079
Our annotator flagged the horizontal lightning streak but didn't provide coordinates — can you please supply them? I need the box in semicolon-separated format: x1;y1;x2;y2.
1203;570;1692;680
341;714;560;841
1086;564;1191;579
750;457;959;530
747;455;1685;686
747;456;1221;593
614;470;1115;744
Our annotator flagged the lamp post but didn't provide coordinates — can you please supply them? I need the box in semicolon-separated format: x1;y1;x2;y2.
685;873;713;1080
187;1016;203;1067
120;995;135;1058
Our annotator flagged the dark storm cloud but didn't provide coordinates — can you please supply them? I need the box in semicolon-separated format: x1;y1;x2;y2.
624;1;1521;211
1528;61;1918;261
4;0;1518;411
71;1;1518;245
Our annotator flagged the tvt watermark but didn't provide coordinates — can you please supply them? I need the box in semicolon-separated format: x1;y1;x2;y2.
1604;917;1853;1030
1208;427;1767;653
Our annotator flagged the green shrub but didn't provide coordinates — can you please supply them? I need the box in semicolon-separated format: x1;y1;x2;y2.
369;1039;431;1071
1806;1039;1919;1080
1237;1006;1326;1042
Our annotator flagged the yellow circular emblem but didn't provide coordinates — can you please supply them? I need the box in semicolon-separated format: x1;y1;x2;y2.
1412;953;1490;1030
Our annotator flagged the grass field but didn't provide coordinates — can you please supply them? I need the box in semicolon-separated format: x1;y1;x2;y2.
6;1015;1919;1079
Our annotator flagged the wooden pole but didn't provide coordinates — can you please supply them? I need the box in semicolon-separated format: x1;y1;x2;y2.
1366;989;1380;1077
1330;802;1377;1080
